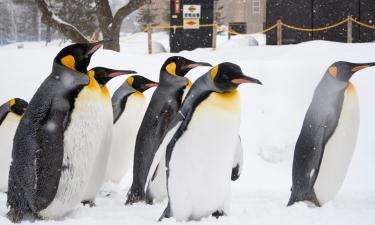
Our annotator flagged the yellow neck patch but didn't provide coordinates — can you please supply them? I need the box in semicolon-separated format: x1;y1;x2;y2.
166;63;177;76
61;55;77;71
187;79;193;88
87;70;100;89
127;76;134;87
346;82;356;94
210;65;219;81
9;99;16;107
328;66;337;78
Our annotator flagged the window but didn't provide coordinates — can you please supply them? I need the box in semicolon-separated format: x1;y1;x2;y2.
252;0;261;15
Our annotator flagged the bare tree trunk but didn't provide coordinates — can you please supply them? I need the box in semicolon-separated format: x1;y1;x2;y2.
36;0;89;43
96;0;148;51
37;0;147;51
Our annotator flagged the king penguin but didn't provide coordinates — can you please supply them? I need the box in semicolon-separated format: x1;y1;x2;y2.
287;61;375;207
146;62;261;221
105;75;158;184
0;98;28;192
6;41;107;222
126;56;212;204
81;67;136;207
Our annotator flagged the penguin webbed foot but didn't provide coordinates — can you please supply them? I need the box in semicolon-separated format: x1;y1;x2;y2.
145;195;154;205
287;191;321;207
6;208;25;223
212;210;225;219
125;189;144;205
82;200;96;207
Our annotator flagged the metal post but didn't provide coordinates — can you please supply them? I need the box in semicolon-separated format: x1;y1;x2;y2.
147;24;152;54
347;15;353;43
212;23;217;50
277;19;282;45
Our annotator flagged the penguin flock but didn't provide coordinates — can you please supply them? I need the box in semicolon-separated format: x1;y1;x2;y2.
0;41;374;223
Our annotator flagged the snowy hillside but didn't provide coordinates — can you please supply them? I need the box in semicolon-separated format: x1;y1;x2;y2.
0;33;375;225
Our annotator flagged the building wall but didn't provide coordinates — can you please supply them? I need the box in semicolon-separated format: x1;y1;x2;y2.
220;0;266;33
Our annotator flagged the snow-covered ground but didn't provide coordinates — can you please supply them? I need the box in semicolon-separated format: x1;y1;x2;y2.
0;33;375;225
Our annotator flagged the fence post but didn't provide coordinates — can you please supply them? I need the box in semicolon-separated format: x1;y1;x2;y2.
347;15;353;43
212;23;217;51
147;24;152;54
277;20;282;45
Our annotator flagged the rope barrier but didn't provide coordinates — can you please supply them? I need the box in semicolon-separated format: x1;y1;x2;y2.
350;18;375;29
124;16;375;45
141;17;374;35
282;18;349;32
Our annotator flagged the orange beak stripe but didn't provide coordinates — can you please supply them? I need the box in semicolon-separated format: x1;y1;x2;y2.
352;65;369;72
232;79;251;84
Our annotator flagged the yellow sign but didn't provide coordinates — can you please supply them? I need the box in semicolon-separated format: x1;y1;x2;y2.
188;5;196;12
183;19;200;29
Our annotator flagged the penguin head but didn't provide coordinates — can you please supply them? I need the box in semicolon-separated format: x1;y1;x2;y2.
126;75;158;93
209;62;262;92
8;98;28;116
54;41;106;73
89;67;137;87
327;61;375;82
161;56;212;77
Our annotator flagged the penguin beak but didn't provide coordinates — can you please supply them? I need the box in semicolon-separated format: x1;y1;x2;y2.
186;62;212;69
232;75;263;85
86;39;112;55
351;62;375;72
145;82;159;88
108;70;137;78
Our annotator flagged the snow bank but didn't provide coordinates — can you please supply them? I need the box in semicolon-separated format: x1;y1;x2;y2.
0;34;374;225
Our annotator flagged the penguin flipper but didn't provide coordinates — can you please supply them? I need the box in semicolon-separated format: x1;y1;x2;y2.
159;203;171;221
289;112;338;207
32;103;68;211
231;136;243;181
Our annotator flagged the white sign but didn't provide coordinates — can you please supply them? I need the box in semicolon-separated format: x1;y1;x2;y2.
183;5;201;19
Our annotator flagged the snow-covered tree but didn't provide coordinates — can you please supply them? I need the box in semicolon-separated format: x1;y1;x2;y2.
54;0;98;37
36;0;149;52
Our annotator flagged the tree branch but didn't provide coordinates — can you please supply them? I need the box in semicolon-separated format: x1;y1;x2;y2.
95;0;113;37
36;0;89;43
111;0;148;33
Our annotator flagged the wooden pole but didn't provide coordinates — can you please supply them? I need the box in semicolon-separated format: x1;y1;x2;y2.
277;20;282;45
147;24;152;54
228;23;231;40
347;15;353;43
212;23;217;51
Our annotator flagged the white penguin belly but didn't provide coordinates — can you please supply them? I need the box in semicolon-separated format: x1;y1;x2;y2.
82;92;114;202
168;91;241;220
147;85;193;203
147;154;167;202
39;86;105;219
314;83;359;205
106;93;146;183
0;113;21;192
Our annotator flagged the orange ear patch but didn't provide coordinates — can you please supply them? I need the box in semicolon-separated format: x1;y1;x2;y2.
127;76;134;86
166;63;177;76
61;55;77;71
210;65;219;81
352;65;368;72
9;99;16;107
328;66;337;78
